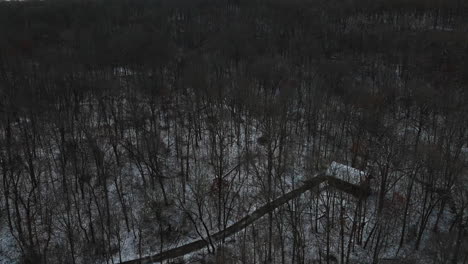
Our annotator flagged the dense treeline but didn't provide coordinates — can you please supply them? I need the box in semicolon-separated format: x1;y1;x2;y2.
0;0;467;263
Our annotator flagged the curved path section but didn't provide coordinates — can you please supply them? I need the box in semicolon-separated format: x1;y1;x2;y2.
120;174;371;264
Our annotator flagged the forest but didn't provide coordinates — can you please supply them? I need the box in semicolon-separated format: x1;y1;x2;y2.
0;0;467;263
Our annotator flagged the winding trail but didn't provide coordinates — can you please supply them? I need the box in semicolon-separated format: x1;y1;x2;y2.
120;174;371;264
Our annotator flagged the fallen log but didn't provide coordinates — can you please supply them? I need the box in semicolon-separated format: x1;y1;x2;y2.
120;174;371;264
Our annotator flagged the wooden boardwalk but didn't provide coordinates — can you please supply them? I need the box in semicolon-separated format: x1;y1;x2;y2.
120;174;371;264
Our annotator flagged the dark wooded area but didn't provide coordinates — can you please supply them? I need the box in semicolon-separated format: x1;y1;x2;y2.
0;0;467;263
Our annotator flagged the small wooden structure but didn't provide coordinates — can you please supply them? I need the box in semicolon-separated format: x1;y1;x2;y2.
326;161;366;185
